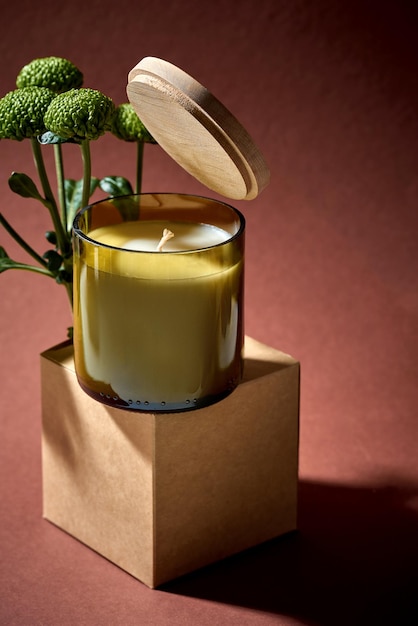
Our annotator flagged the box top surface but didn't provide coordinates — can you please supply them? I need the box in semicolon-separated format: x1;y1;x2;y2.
41;336;298;379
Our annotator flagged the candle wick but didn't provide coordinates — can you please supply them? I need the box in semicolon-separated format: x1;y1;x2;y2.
156;228;175;252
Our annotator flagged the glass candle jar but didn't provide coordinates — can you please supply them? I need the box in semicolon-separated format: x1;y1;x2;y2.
72;193;245;413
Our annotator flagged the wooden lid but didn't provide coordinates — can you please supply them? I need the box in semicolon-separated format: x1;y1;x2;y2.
127;57;270;200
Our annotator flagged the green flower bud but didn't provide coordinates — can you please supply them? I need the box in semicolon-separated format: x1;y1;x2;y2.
111;103;156;143
16;57;83;93
0;87;56;141
44;88;115;141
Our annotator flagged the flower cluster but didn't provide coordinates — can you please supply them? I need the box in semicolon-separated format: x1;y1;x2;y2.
0;56;155;329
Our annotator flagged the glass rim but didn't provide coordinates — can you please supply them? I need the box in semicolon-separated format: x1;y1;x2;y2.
72;192;246;255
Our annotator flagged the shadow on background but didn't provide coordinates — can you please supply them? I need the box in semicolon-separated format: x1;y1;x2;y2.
163;478;418;626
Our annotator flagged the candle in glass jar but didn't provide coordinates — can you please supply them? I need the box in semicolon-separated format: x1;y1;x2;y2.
73;199;245;413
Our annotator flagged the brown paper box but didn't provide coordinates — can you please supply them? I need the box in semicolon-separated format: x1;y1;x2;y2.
41;336;300;588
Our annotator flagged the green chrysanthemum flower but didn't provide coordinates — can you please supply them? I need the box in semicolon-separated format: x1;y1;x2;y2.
44;88;115;141
16;56;83;93
0;87;56;141
111;103;156;143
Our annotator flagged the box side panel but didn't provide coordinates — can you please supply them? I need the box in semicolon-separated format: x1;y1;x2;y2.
41;354;155;586
153;358;299;586
41;337;299;588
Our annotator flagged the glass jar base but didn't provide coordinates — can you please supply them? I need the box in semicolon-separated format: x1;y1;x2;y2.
76;378;238;414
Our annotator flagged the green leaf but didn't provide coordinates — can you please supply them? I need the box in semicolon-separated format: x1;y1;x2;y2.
114;196;141;222
43;249;63;271
0;247;38;274
99;176;134;197
38;131;71;145
0;256;23;272
64;179;81;216
8;172;43;201
0;246;12;272
45;230;57;245
0;245;58;279
99;177;140;221
64;177;100;231
55;268;72;284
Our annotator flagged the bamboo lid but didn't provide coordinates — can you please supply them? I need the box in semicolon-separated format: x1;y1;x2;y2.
127;57;270;201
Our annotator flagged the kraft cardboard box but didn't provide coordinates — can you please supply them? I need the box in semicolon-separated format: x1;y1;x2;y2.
41;336;300;588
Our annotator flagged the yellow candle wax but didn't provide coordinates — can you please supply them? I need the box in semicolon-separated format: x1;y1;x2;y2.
73;202;245;413
90;220;230;252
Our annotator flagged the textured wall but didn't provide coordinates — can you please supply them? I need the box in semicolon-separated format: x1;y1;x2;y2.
1;0;417;470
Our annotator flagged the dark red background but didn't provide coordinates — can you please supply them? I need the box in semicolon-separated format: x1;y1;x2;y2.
1;1;417;624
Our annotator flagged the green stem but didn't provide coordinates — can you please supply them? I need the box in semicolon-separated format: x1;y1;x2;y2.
31;138;70;257
0;212;49;268
2;262;55;278
136;141;144;195
80;139;92;209
54;143;68;232
64;281;73;309
0;211;73;307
